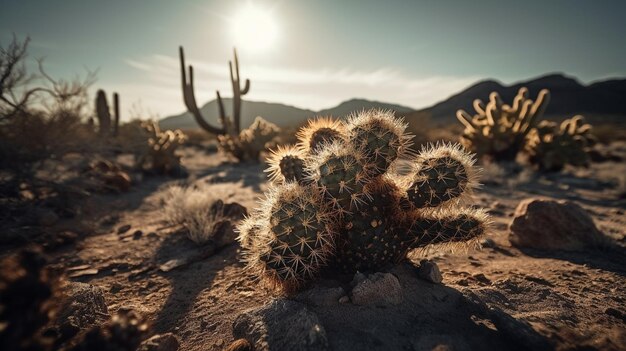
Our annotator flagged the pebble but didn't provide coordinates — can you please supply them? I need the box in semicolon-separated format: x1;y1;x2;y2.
418;260;443;284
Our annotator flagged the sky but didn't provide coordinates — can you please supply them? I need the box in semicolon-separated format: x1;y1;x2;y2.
1;0;625;120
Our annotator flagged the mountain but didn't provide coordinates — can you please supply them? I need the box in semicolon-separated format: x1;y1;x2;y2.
413;73;626;124
159;98;415;130
160;73;626;130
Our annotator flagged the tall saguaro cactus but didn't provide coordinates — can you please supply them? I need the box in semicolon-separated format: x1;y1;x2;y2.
95;89;120;138
179;46;250;136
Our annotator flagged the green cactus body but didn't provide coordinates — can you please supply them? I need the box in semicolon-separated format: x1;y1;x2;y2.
242;183;335;292
347;110;410;176
405;143;475;209
309;143;369;214
408;210;488;249
334;178;410;272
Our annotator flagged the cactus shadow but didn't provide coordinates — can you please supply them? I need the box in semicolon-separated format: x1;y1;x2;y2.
306;263;552;351
197;161;266;191
151;232;233;333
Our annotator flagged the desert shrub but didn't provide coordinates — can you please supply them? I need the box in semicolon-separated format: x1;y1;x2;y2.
162;185;225;244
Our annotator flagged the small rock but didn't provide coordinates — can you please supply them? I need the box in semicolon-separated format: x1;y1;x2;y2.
110;283;123;293
133;230;143;240
117;224;131;234
509;198;611;251
296;286;345;307
350;271;367;287
138;333;180;351
351;272;402;306
418;260;443;284
225;339;253;351
36;208;59;227
479;238;496;248
472;273;491;284
338;296;350;304
233;299;328;351
56;282;109;339
68;268;99;278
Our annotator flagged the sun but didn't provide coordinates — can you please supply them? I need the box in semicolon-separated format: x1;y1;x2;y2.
231;3;278;52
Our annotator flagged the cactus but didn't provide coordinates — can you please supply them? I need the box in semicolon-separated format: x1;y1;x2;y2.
217;116;280;161
456;88;550;161
296;117;346;155
136;121;187;176
265;145;307;184
239;110;490;292
179;46;279;161
239;182;336;293
525;115;596;171
95;90;120;139
67;309;149;351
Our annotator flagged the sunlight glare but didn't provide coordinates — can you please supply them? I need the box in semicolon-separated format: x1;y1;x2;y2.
231;3;278;52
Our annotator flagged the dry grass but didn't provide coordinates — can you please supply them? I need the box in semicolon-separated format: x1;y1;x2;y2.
162;185;224;244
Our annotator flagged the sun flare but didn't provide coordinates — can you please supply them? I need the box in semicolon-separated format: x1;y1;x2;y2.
231;3;278;52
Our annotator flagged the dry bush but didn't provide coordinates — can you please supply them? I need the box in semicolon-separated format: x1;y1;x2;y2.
162;185;225;244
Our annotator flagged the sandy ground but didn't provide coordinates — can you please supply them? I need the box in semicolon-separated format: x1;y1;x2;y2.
21;144;626;350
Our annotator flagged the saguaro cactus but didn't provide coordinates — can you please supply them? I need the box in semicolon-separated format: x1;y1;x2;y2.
95;89;120;138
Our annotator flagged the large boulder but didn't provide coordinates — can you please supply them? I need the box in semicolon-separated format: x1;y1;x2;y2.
509;198;609;251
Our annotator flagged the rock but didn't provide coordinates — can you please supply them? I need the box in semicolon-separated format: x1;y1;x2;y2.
225;338;253;351
210;200;248;247
295;286;345;307
138;333;180;351
56;282;109;339
36;208;59;227
350;272;403;306
233;299;329;351
605;307;626;323
480;238;496;248
338;296;350;304
104;171;132;192
509;198;610;251
418;260;443;284
117;224;131;234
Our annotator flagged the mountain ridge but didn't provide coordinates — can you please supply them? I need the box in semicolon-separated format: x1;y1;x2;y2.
159;73;626;130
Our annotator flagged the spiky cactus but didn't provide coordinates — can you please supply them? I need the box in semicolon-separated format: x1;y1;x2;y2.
525;115;597;171
135;121;187;176
217;116;280;161
456;87;550;161
238;110;490;293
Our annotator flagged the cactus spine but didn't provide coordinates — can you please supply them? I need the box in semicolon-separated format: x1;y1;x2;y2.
239;110;490;292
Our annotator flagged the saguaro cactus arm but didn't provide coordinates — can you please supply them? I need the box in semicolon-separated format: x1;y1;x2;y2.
113;92;120;137
179;46;226;135
229;48;250;134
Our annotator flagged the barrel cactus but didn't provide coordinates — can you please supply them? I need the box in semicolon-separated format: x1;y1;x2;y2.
238;109;490;293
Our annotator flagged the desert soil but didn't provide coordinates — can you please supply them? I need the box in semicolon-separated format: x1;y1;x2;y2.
14;144;626;350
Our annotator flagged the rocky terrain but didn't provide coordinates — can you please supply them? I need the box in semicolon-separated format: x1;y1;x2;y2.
5;141;622;351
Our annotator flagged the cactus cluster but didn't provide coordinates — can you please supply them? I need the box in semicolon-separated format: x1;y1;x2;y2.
525;115;597;171
180;47;280;161
136;121;187;176
456;87;550;161
218;116;280;161
238;110;490;293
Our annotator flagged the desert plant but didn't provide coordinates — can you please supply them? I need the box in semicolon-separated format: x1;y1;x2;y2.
94;90;119;139
135;121;187;176
179;46;280;161
163;185;228;244
238;109;490;293
456;87;550;161
525;115;597;171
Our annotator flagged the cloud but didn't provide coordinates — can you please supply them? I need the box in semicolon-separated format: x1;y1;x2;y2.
120;54;480;119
